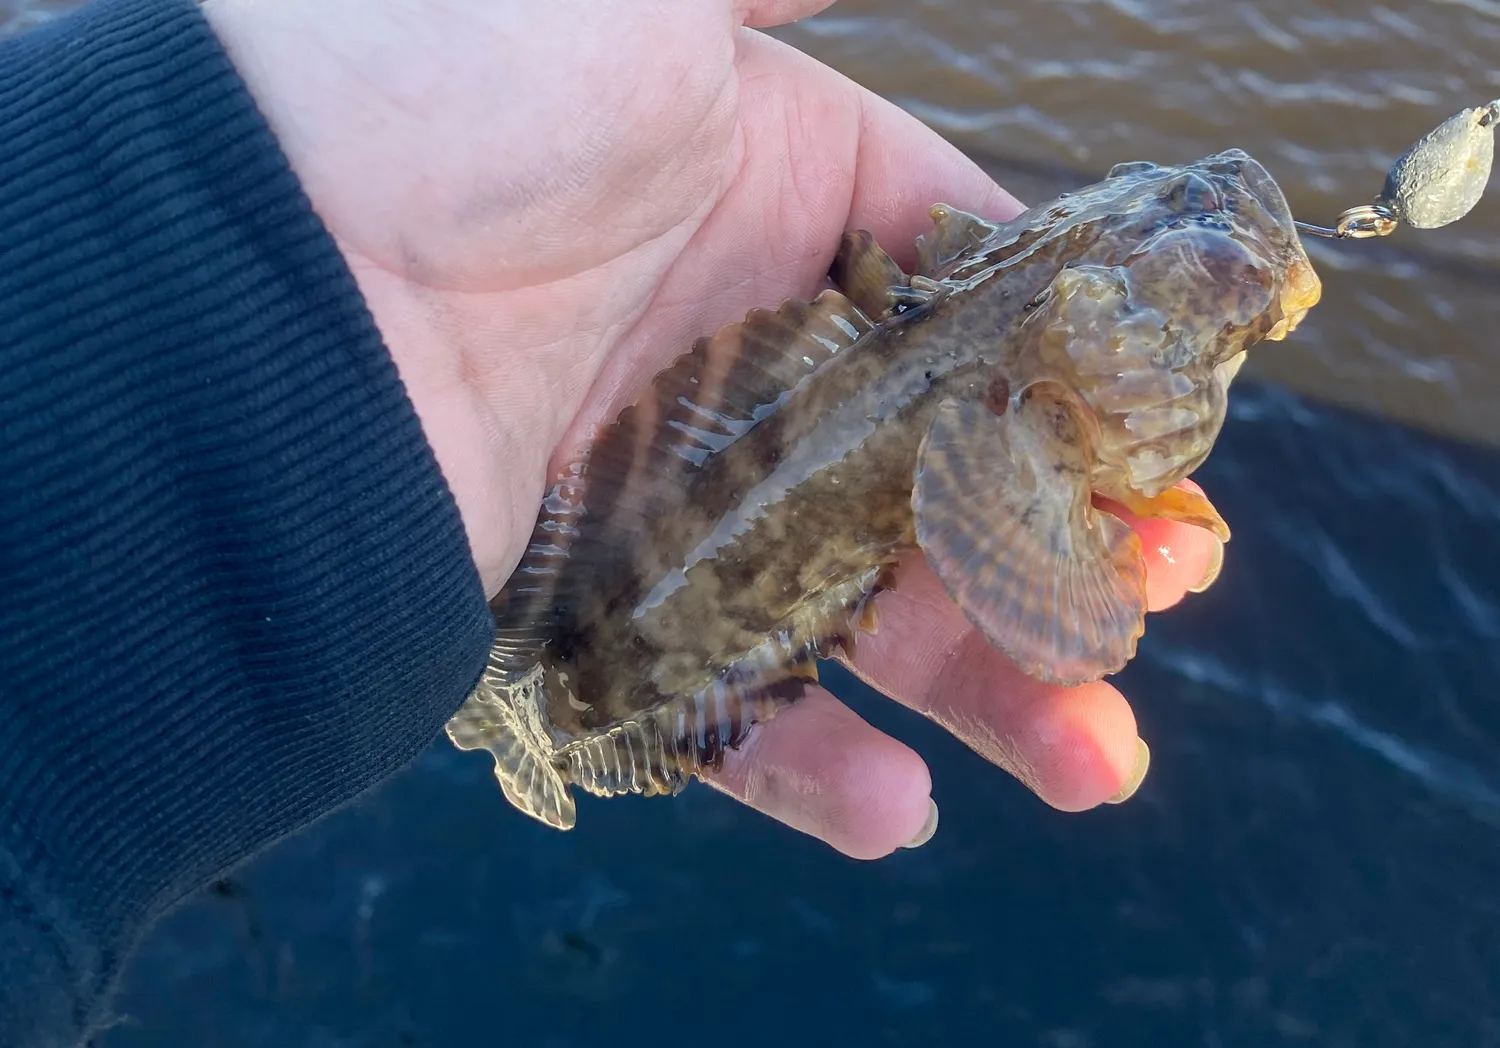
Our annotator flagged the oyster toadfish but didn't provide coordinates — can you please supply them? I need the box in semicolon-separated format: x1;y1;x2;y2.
446;149;1323;830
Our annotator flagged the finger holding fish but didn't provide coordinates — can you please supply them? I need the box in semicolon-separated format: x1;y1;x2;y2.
704;505;1217;858
1100;478;1228;607
841;535;1198;816
703;687;936;860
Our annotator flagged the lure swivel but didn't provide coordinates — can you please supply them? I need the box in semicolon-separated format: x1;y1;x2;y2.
1295;99;1499;240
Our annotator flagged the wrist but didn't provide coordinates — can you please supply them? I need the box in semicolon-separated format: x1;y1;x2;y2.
201;0;530;594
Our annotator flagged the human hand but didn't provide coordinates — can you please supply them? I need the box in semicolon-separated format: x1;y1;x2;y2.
202;0;1222;858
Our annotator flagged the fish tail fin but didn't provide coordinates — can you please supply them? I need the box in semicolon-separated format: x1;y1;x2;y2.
446;647;810;824
446;647;577;831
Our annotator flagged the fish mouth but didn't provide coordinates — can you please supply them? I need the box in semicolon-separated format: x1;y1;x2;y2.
1264;254;1323;341
1197;150;1324;342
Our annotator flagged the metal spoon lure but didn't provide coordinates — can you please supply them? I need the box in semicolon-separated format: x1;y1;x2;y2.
1295;99;1500;240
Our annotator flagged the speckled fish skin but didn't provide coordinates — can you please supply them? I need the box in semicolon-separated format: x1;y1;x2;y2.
445;149;1323;830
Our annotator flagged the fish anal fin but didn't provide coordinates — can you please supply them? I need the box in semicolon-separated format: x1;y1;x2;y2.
446;661;577;830
563;676;805;799
1106;483;1232;543
914;203;1003;278
913;387;1148;686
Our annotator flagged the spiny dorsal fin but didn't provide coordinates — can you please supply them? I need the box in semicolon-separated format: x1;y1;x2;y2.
913;204;1004;278
830;229;912;319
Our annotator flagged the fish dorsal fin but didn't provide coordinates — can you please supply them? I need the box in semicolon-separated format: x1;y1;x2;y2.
597;287;876;482
489;289;877;636
913;385;1149;686
914;204;1004;278
830;229;913;319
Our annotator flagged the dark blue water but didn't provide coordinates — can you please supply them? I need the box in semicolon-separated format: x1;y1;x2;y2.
98;382;1500;1048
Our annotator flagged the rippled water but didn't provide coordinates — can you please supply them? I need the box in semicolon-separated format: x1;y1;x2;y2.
5;2;1500;1046
0;0;65;34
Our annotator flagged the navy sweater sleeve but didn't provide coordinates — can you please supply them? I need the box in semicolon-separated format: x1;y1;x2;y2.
0;1;496;1044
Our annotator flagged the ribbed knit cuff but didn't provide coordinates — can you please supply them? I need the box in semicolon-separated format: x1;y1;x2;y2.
0;1;493;1043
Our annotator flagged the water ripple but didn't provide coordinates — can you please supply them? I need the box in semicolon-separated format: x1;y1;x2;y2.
1146;643;1500;828
1431;0;1500;21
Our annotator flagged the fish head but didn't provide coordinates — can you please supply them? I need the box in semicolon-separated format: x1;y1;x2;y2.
1021;149;1322;498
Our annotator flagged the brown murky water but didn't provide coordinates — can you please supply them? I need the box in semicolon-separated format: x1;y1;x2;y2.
7;0;1499;444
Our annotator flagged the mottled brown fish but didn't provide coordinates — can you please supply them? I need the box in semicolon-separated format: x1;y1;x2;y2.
446;149;1323;830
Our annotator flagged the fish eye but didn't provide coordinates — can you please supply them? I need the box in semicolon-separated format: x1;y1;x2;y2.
1165;172;1220;213
1109;160;1160;178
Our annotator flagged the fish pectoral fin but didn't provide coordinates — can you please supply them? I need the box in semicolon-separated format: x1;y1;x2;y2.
1108;484;1232;543
914;203;1002;277
446;662;577;831
913;387;1148;686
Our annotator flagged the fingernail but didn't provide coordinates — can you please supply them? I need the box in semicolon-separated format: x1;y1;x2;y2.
1188;538;1224;594
1105;738;1151;804
901;797;939;849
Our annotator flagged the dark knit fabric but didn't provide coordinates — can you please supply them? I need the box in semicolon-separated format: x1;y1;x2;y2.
0;1;495;1044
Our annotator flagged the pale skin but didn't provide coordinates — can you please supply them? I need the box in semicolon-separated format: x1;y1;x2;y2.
202;0;1221;859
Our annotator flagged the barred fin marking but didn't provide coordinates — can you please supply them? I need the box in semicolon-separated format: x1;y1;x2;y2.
913;388;1148;687
548;578;884;807
563;682;800;800
829;229;913;320
483;477;589;663
480;290;881;645
830;229;952;321
552;290;879;587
